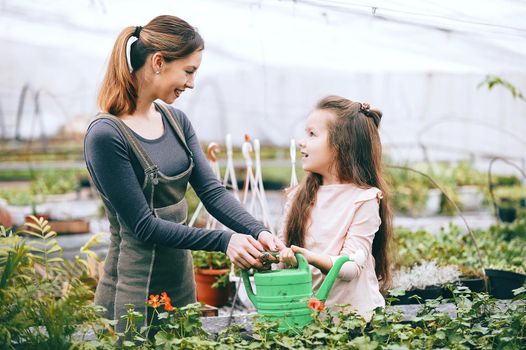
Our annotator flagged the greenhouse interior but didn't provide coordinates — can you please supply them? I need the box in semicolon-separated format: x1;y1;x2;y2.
1;0;525;348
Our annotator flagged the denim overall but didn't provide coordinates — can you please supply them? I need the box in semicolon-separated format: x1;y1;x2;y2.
91;102;196;332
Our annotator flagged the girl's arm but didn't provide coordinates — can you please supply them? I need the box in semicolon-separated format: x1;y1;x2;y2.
329;197;381;281
281;245;333;274
281;195;380;279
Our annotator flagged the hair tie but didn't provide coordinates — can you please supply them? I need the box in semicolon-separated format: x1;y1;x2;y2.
126;26;143;73
133;26;142;38
360;102;370;112
125;36;138;73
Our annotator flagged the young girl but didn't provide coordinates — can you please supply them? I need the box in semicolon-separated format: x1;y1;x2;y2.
279;95;393;321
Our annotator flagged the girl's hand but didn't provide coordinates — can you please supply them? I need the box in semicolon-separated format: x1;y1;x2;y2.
279;247;297;267
280;245;314;267
290;245;315;264
292;245;333;274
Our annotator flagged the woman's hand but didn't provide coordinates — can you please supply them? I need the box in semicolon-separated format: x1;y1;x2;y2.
226;233;265;270
258;231;286;252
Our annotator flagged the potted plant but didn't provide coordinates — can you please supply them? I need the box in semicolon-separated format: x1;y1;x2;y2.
485;264;526;299
453;162;485;211
388;168;434;217
456;265;486;294
494;186;526;223
391;261;461;304
23;173;50;224
0;199;13;228
192;250;231;307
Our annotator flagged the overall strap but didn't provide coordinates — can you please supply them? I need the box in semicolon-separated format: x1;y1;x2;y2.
94;113;159;184
154;102;194;161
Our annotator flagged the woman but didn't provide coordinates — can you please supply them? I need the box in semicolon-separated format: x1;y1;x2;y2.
84;15;283;331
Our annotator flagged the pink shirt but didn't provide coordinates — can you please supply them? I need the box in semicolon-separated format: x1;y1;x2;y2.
279;184;385;321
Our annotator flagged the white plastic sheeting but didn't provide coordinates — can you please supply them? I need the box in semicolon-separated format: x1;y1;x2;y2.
0;0;525;163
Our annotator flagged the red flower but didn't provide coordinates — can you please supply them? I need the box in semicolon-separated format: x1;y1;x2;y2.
164;301;175;311
160;292;171;304
148;294;160;308
308;297;325;312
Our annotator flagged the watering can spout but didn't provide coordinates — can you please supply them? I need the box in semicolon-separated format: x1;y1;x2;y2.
315;249;365;301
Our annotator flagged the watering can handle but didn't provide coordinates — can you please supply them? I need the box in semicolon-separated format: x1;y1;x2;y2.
259;251;309;271
241;269;257;306
295;253;309;271
258;251;309;269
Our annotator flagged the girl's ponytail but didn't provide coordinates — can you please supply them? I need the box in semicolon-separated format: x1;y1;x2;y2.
97;27;138;117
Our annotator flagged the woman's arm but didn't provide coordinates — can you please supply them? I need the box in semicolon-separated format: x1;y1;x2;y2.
179;109;270;239
84;119;234;252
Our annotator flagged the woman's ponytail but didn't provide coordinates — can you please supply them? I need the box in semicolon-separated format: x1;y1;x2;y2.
97;27;138;117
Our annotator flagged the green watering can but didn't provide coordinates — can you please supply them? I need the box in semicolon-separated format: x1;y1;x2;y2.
241;250;365;332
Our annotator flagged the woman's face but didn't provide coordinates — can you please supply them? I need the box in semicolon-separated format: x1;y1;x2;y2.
298;109;337;180
154;50;202;104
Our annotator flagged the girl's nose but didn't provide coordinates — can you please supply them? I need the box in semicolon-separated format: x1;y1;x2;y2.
298;139;305;148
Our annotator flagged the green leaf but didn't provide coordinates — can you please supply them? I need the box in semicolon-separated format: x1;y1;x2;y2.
435;331;446;340
512;286;526;296
44;231;57;240
45;245;62;254
122;340;135;347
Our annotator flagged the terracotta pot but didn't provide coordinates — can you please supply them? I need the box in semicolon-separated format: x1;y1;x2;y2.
194;268;231;307
23;214;51;234
0;207;13;228
25;214;50;222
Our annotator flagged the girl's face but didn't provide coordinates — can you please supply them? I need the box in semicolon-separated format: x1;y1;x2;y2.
299;109;338;182
154;50;202;104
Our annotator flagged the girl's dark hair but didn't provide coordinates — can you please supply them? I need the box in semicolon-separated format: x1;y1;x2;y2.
284;95;393;293
98;15;204;116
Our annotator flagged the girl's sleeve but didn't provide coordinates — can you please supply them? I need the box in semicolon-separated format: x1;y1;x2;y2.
177;109;268;239
84;119;233;252
329;188;382;281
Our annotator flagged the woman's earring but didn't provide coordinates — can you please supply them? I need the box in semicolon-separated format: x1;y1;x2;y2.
155;71;160;74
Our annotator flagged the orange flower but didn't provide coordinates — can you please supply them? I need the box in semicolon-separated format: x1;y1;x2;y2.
148;294;160;308
160;291;171;304
308;297;325;312
164;301;175;311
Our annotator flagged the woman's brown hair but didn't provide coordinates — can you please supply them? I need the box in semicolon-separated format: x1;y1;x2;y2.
98;15;204;117
284;95;393;293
